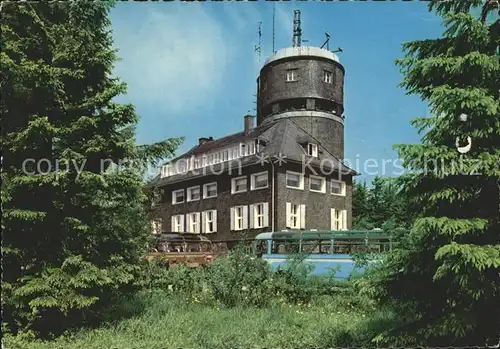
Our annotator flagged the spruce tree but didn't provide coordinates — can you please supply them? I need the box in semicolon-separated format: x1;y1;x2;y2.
370;0;499;346
352;180;369;226
2;2;181;336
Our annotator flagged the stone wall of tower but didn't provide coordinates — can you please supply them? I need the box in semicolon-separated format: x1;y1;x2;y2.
256;51;346;159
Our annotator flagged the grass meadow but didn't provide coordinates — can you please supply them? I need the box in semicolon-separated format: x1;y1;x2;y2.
4;290;395;349
4;251;396;349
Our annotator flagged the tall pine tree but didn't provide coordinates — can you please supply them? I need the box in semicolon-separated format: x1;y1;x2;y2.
2;2;181;336
369;0;499;346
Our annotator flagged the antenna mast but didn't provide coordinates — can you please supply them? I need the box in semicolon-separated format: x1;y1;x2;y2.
272;4;276;53
320;32;330;50
292;9;302;47
254;21;262;64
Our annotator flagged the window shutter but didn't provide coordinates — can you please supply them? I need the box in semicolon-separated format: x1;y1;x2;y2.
230;207;235;231
249;205;255;229
263;203;269;227
180;215;185;232
300;204;306;229
201;212;206;234
171;216;176;232
213;210;217;232
242;206;249;229
186;214;191;232
171;192;175;205
286;202;291;228
342;210;347;230
196;212;201;234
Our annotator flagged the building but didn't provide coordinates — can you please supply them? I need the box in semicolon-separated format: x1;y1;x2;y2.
150;15;357;241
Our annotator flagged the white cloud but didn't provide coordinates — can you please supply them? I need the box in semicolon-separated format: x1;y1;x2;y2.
111;4;229;112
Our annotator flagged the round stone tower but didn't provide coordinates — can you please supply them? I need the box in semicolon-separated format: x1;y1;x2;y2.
256;46;345;159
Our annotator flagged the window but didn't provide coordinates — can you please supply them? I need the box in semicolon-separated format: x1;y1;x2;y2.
171;215;184;232
231;176;247;194
231;205;248;231
172;189;184;204
202;210;217;233
187;186;200;202
203;182;217;198
250;203;269;229
251;171;268;190
286;171;304;190
301;239;332;254
187;212;201;234
309;175;326;193
308;143;318;157
286;203;305;229
247;141;256;155
151;218;163;235
231;147;239;160
331;180;346;196
331;209;347;230
286;69;298;82
323;70;333;84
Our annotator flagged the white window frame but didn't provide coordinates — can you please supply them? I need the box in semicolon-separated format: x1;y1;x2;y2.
286;203;306;229
171;214;184;232
249;202;269;229
172;189;184;204
309;175;326;193
250;171;268;191
187;186;200;202
231;176;247;194
203;182;218;199
230;205;248;231
186;212;201;234
286;69;298;82
286;171;304;190
331;180;346;196
308;143;318;157
202;210;217;234
323;70;333;84
331;208;347;231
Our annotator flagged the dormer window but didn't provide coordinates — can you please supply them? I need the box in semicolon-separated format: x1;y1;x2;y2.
308;143;318;157
286;69;298;82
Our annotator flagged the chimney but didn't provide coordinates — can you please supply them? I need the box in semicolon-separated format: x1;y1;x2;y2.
244;114;255;134
199;137;209;145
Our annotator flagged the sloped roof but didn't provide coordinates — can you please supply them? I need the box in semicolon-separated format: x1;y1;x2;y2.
174;123;274;160
149;119;357;187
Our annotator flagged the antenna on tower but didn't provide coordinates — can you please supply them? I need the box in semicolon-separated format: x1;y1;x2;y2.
320;32;330;50
272;3;276;53
292;10;302;47
254;21;262;64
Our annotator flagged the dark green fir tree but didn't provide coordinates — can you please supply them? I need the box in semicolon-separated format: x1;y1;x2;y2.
370;0;500;346
1;2;181;337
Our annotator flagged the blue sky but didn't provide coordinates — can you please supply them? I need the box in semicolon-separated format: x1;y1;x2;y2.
110;1;444;183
